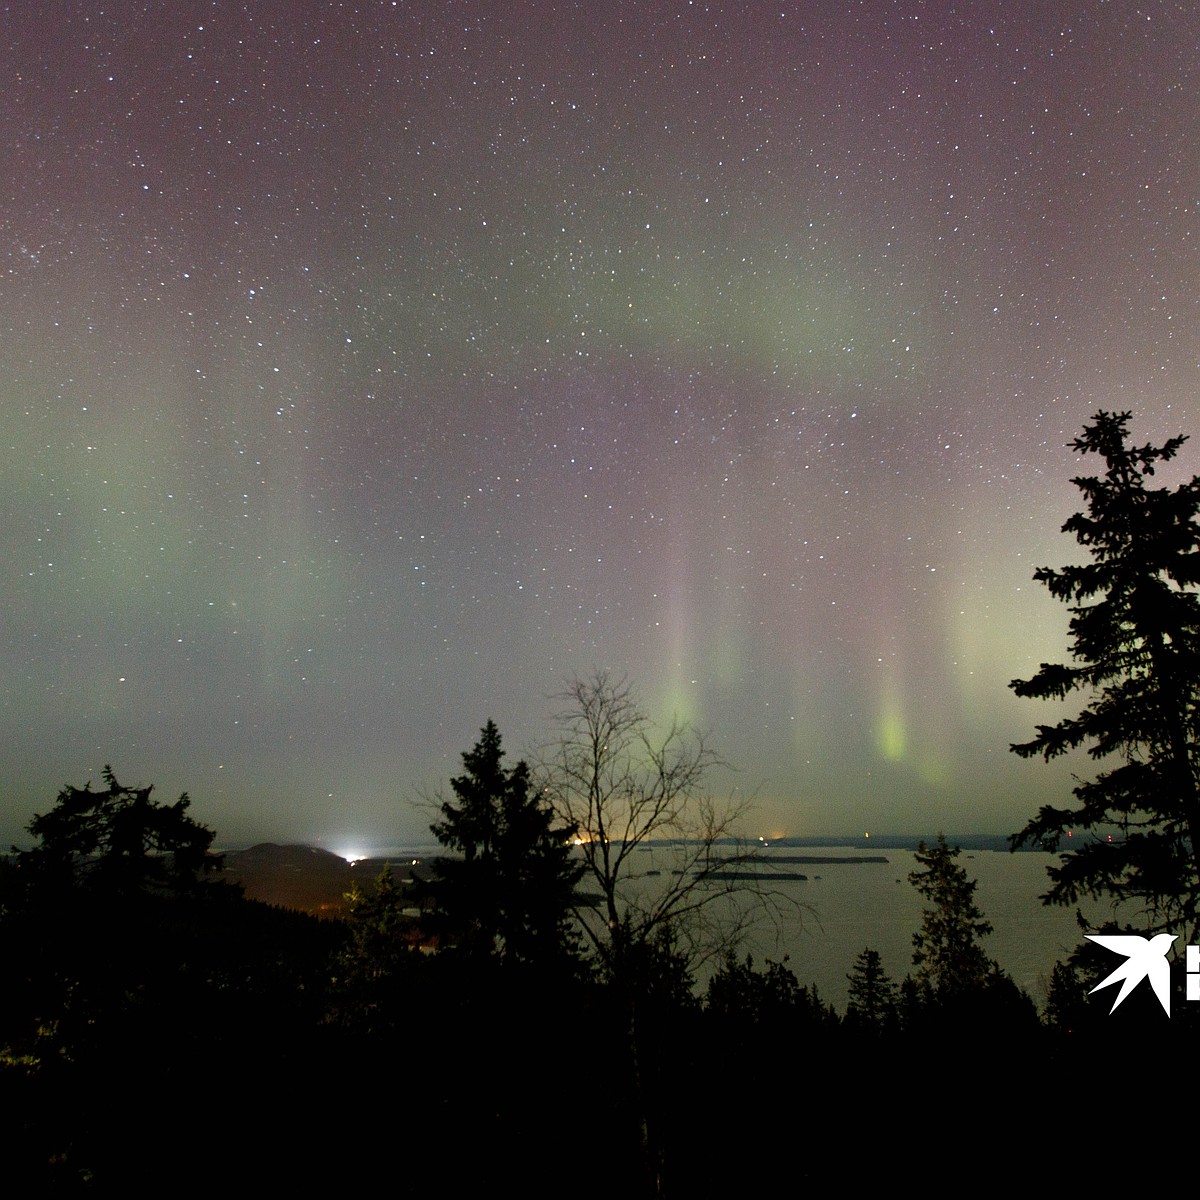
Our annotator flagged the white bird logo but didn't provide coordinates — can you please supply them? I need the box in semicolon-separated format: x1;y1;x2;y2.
1086;933;1177;1016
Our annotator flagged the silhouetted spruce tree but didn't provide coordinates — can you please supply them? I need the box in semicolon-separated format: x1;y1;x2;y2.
1010;411;1200;935
431;720;583;970
909;834;997;997
907;837;1038;1037
845;947;899;1033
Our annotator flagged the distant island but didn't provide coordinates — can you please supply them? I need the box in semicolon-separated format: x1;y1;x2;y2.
722;854;890;864
741;834;1030;852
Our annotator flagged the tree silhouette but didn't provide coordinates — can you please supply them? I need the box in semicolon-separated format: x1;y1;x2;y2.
3;770;340;1187
909;834;996;997
1010;411;1200;934
17;764;223;898
845;947;899;1032
537;671;785;979
431;720;583;970
536;672;797;1196
707;951;835;1038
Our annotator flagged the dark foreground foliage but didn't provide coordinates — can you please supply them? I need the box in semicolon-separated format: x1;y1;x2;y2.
4;771;1192;1195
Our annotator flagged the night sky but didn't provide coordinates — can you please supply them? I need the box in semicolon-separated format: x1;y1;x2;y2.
4;1;1198;850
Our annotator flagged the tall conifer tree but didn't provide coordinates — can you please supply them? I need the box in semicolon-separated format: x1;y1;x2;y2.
432;720;583;968
908;834;997;996
845;947;899;1031
1011;411;1200;933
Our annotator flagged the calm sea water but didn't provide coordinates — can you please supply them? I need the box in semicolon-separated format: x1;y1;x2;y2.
729;846;1101;1010
372;842;1102;1010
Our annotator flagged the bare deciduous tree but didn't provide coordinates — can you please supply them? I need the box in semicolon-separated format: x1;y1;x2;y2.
536;670;787;977
536;671;797;1196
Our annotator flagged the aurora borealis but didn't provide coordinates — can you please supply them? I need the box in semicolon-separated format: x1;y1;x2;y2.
3;2;1198;847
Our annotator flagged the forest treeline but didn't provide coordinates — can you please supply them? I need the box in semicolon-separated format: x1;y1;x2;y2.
0;753;1184;1195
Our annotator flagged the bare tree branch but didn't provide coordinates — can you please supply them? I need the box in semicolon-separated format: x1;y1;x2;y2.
534;670;800;975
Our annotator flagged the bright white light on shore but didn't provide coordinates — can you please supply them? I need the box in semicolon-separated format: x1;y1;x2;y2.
339;846;368;863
